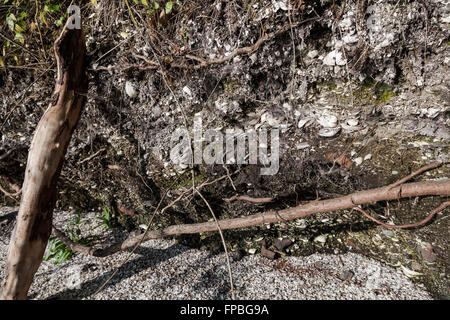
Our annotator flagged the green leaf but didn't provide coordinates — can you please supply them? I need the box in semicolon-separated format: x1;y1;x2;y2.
40;12;48;26
47;4;59;12
165;1;173;14
6;14;15;32
141;0;148;6
55;15;65;27
153;2;159;9
14;23;25;33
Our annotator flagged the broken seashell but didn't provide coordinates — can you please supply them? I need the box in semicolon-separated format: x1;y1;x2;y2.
317;115;338;128
318;127;340;138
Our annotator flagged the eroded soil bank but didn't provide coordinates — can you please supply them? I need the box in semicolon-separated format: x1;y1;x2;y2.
1;0;449;298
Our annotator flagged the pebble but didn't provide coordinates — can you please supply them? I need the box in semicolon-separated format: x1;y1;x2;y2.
182;86;192;96
339;270;355;281
314;235;328;243
354;157;363;165
125;81;138;98
307;50;319;59
296;142;310;150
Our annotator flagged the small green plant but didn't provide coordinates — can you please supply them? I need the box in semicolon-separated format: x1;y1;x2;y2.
1;0;67;66
132;0;175;15
43;213;84;264
43;236;76;264
93;206;113;230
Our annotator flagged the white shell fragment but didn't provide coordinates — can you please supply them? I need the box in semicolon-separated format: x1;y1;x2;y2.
314;235;327;243
400;265;423;278
182;86;192;96
296;142;310;150
125;81;138;98
298;117;313;129
354;157;363;165
317;115;338;128
323;50;347;66
318;127;340;138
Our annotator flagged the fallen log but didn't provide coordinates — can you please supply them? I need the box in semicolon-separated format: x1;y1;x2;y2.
0;16;87;300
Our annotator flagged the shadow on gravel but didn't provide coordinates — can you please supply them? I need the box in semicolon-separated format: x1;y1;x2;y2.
39;244;190;300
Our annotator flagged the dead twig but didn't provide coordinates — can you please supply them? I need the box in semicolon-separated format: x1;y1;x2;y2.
223;195;274;204
0;184;21;199
0;149;14;161
195;187;236;300
223;165;236;191
388;161;445;189
77;148;105;165
183;17;319;70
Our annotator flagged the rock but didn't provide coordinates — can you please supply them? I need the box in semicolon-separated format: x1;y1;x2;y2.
307;50;319;59
339;270;355;281
314;234;327;243
274;238;293;251
125;81;138;98
425;108;440;119
323;50;347;66
261;246;276;260
182;86;192;96
417;242;437;264
382;229;394;237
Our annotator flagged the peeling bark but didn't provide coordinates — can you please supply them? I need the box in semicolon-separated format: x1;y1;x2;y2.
0;17;87;300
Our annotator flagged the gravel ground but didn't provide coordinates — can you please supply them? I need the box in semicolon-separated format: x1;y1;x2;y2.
0;208;432;300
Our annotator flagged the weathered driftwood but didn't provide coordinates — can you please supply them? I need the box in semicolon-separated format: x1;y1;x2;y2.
0;17;87;300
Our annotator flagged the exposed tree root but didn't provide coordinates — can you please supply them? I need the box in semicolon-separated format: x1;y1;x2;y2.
352;201;449;229
223;195;274;204
53;178;450;258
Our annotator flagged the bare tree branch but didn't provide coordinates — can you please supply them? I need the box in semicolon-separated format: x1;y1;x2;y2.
0;16;88;300
54;179;450;258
